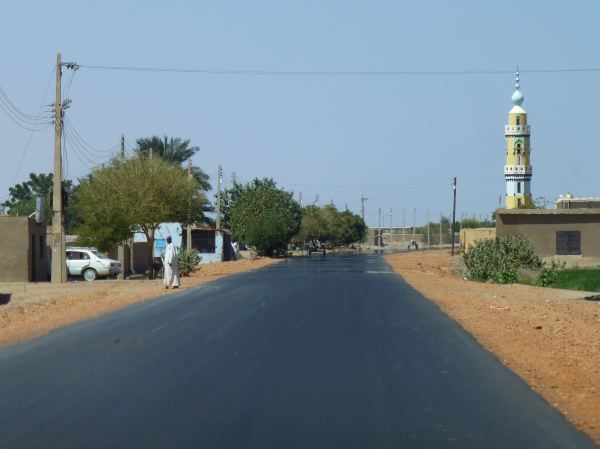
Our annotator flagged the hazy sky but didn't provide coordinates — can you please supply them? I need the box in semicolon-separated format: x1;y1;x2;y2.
2;0;599;227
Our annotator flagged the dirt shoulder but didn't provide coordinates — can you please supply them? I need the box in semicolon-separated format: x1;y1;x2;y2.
0;258;279;347
384;250;600;444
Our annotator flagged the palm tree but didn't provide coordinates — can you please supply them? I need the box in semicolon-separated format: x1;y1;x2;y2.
134;135;211;191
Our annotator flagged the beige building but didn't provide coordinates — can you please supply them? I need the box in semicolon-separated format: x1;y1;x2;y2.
0;216;48;282
460;228;496;251
496;209;600;257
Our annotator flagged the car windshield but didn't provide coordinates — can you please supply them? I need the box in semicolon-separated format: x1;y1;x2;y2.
92;251;109;259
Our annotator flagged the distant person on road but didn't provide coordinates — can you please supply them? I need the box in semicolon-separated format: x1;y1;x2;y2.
164;236;180;289
409;238;419;251
231;241;239;260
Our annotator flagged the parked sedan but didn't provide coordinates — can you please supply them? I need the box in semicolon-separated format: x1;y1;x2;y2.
66;247;121;281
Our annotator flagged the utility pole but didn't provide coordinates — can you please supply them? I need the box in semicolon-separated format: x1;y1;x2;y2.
149;147;153;159
315;194;319;206
426;209;430;248
299;192;302;206
187;159;193;251
51;53;66;284
231;171;237;187
117;133;126;279
439;212;443;246
378;207;382;248
389;208;393;245
360;194;367;222
402;207;406;243
216;165;222;229
451;177;457;256
413;207;416;238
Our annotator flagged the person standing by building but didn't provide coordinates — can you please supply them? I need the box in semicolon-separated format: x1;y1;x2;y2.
231;241;239;261
163;236;180;289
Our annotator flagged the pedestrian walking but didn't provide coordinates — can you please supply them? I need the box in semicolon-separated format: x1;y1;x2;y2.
163;236;180;289
231;241;239;261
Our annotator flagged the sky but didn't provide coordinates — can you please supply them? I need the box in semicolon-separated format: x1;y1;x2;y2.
1;0;600;227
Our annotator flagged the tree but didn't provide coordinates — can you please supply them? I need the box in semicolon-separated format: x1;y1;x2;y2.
228;178;301;256
76;156;204;278
133;135;211;191
2;172;81;232
296;205;366;247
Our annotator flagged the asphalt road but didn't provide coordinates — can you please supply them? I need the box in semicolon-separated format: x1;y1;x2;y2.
0;254;597;449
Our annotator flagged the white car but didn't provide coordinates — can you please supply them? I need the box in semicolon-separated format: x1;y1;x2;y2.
66;247;122;281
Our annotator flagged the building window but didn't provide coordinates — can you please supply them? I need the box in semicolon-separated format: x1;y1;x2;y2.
516;116;520;125
191;230;216;253
517;198;522;206
517;182;521;193
556;231;581;255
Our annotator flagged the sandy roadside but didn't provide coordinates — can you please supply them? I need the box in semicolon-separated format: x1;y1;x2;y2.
0;258;279;347
384;250;600;444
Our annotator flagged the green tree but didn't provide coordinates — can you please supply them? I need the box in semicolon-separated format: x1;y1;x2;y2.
133;135;211;191
2;173;81;232
229;178;301;256
296;205;366;247
76;156;204;278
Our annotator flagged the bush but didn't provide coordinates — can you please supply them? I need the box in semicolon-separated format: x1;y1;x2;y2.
177;246;200;277
537;268;558;287
463;235;541;284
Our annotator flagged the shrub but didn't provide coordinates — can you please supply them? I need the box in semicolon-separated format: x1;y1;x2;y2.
537;268;558;287
177;246;200;277
463;235;541;284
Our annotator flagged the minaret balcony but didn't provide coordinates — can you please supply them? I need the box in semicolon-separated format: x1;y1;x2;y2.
504;124;530;136
504;165;532;175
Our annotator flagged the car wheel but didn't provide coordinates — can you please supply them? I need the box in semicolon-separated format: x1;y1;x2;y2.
83;268;97;281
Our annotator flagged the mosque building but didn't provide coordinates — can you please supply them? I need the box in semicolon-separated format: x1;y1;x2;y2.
504;71;533;209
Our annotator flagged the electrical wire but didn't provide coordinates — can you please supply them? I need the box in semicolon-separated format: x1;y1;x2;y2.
63;116;120;157
0;86;52;123
11;67;56;186
77;64;600;76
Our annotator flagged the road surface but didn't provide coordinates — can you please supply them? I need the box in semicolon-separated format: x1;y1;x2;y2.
0;254;597;448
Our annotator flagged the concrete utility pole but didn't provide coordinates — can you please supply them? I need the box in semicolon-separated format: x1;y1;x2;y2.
439;212;443;246
389;208;393;245
299;192;302;206
117;133;126;279
360;194;367;222
402;207;406;243
426;209;430;248
315;194;319;206
216;165;222;229
413;207;416;238
187;159;193;251
51;53;66;284
231;171;237;187
451;177;457;256
378;207;382;248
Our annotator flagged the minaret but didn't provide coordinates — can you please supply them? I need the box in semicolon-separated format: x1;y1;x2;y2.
504;70;532;208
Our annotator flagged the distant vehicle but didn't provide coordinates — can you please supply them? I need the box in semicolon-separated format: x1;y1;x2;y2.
66;247;121;281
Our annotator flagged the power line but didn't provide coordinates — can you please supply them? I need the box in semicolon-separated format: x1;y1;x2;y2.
63;116;120;157
76;64;600;76
10;68;56;186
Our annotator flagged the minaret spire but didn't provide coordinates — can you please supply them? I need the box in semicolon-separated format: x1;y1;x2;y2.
515;67;520;90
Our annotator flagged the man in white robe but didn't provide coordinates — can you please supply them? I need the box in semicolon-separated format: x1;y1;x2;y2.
163;236;180;289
